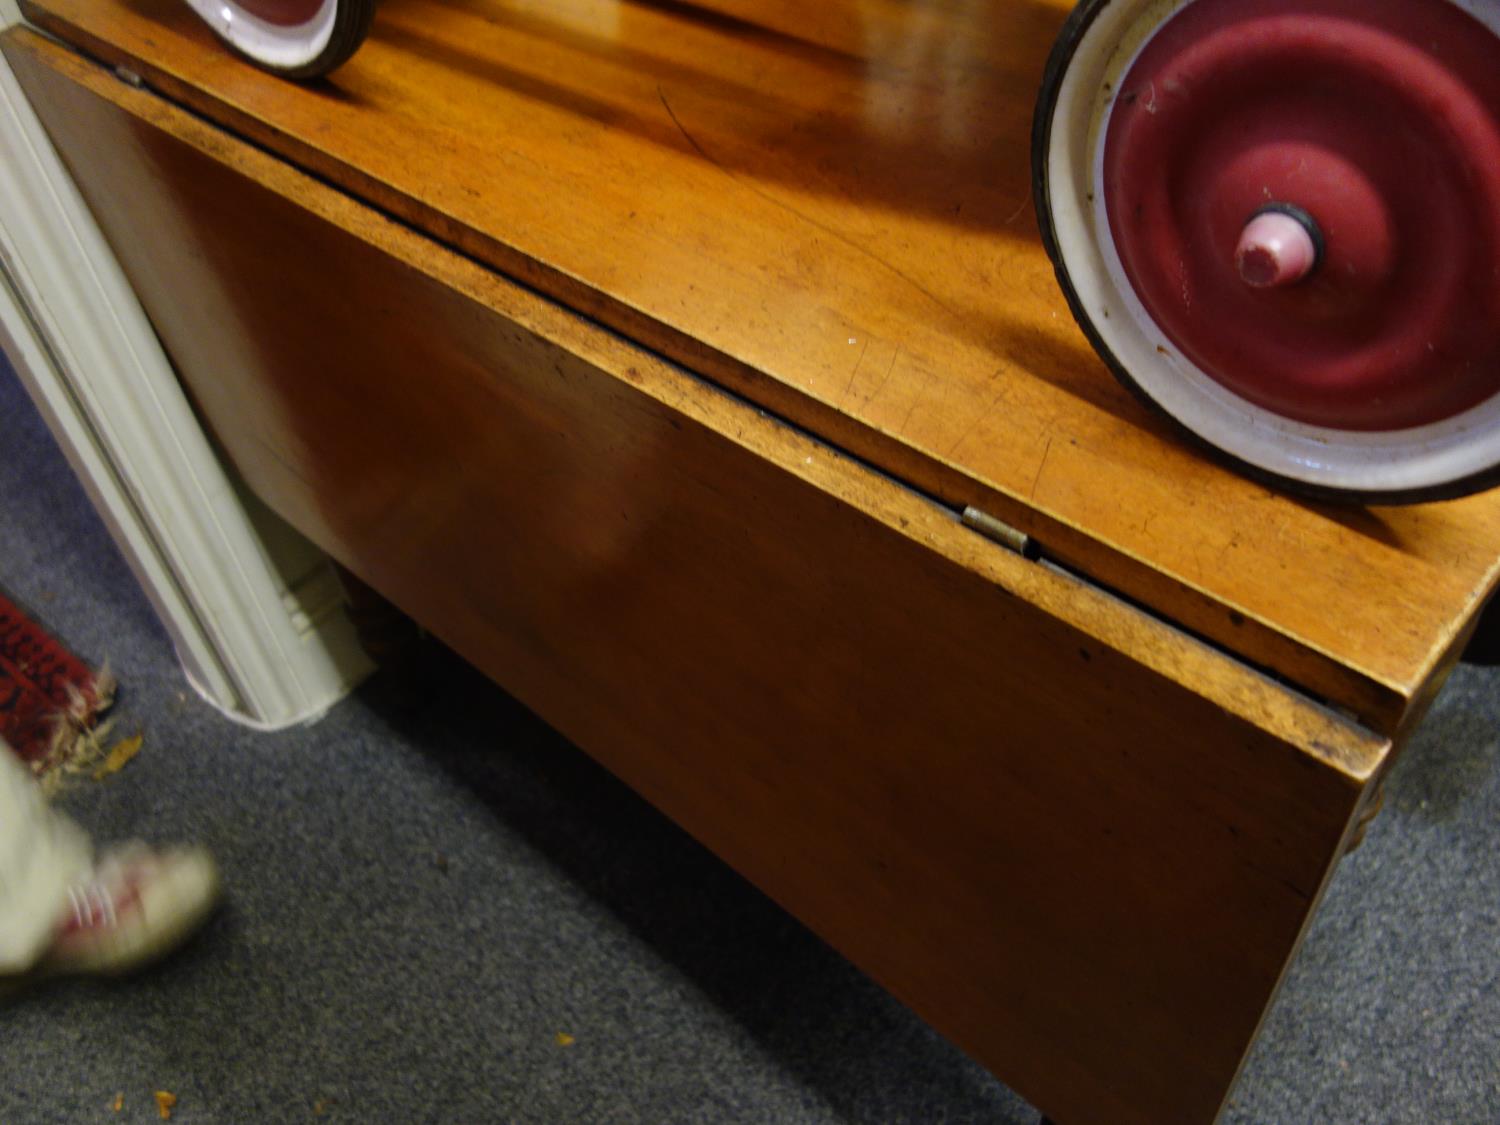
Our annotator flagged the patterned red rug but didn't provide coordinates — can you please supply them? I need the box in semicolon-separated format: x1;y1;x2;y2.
0;589;112;768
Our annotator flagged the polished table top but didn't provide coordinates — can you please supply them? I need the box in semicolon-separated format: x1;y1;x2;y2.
22;0;1500;732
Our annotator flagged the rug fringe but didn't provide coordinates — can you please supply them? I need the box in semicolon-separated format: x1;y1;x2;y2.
30;662;117;797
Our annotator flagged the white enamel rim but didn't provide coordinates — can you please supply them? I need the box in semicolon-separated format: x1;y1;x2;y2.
1045;0;1500;495
183;0;337;71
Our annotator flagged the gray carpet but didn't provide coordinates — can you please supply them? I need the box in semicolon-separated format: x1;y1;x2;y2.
0;354;1495;1125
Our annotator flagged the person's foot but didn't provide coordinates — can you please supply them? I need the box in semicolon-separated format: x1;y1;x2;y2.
39;843;221;977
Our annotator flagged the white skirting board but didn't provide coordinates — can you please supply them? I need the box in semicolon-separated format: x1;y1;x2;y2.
0;9;372;729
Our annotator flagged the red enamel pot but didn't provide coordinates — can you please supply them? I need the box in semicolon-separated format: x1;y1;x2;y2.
182;0;375;78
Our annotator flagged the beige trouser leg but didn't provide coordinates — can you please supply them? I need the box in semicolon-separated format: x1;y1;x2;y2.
0;739;92;974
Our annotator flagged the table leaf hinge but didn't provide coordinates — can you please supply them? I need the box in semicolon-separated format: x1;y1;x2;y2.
961;506;1038;559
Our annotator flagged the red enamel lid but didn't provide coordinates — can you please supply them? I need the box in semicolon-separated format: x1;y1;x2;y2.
1103;0;1500;431
227;0;329;28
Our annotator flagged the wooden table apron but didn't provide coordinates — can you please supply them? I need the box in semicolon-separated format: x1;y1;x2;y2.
3;24;1402;1125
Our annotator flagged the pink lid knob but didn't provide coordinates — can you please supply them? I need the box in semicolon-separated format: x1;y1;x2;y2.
1236;210;1319;288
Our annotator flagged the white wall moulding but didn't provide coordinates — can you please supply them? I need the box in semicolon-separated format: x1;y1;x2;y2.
0;24;371;728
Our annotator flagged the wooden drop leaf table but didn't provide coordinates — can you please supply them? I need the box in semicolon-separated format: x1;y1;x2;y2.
6;2;1498;1122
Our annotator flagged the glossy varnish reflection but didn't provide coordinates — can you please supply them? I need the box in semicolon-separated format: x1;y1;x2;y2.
19;0;1500;733
4;31;1387;1125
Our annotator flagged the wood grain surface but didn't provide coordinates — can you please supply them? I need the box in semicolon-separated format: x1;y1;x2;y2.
19;0;1500;735
7;30;1389;1125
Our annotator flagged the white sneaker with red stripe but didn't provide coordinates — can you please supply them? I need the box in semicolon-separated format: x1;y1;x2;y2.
39;843;221;977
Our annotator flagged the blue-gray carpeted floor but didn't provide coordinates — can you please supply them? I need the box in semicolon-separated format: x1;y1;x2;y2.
0;355;1496;1124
